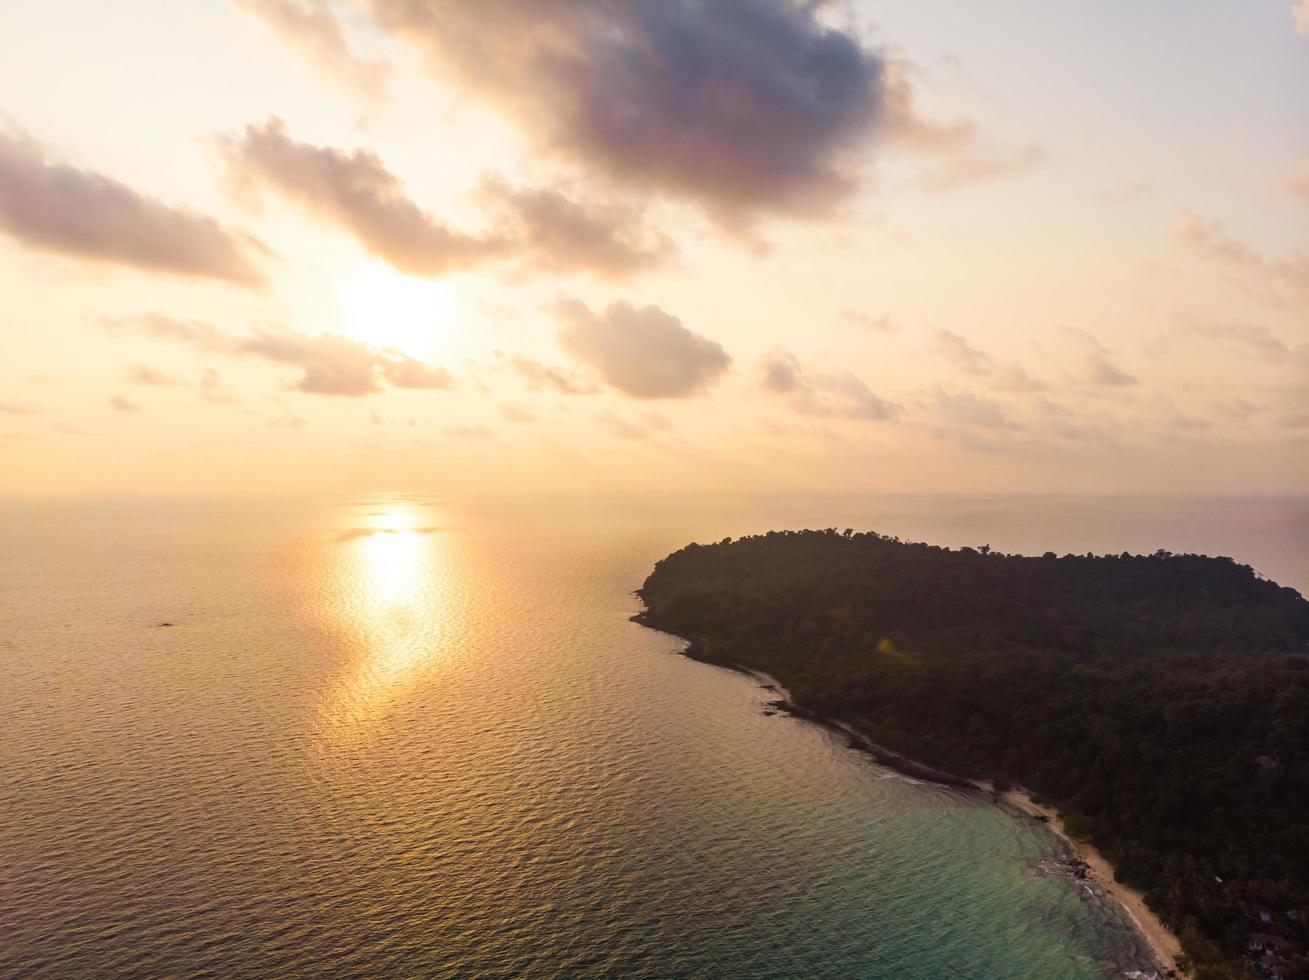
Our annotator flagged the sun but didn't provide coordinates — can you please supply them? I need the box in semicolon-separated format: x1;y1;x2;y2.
337;261;457;362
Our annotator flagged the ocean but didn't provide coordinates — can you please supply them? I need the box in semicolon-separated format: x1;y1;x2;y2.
2;494;1305;977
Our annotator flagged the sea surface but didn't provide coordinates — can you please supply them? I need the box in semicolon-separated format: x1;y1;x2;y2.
1;494;1305;978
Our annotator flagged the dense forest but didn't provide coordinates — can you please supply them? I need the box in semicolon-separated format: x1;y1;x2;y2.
636;530;1309;979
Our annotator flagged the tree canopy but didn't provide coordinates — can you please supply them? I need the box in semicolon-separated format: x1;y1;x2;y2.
638;530;1309;979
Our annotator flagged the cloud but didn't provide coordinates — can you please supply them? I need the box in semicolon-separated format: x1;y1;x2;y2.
241;327;453;395
109;312;453;397
220;118;505;276
1097;178;1156;206
241;327;383;395
642;410;673;432
1187;321;1291;360
199;368;239;405
364;0;885;224
1295;0;1309;34
596;411;647;440
500;402;536;423
840;309;895;332
881;67;1045;192
1085;353;1138;387
108;395;142;414
759;350;897;420
444;424;494;439
934;390;1022;430
1288;162;1309;205
125;364;180;387
0;130;264;285
377;353;453;389
504;354;599;395
1064;329;1139;388
103;313;237;353
1033;398;1123;445
1212;399;1266;422
914;143;1045;193
934;329;991;375
235;0;389;103
555;299;730;398
0;401;44;416
934;330;1046;391
477;176;673;278
1176;211;1309;299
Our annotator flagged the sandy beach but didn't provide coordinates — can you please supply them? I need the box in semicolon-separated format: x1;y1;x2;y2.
999;789;1189;978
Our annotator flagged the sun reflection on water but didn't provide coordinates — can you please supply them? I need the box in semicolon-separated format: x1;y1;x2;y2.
315;504;460;741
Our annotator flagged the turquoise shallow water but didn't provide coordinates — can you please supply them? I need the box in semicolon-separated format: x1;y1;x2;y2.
1;494;1304;977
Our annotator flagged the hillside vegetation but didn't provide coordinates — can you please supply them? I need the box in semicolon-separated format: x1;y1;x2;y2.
637;530;1309;979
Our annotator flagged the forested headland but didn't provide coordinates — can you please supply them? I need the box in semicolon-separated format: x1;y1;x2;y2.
636;530;1309;979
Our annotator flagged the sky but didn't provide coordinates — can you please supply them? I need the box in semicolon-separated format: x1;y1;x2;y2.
1;0;1306;496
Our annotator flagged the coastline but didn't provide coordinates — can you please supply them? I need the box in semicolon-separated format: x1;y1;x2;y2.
999;789;1187;979
632;605;1189;979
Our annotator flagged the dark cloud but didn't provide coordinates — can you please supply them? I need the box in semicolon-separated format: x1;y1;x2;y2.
477;176;673;278
108;395;142;414
759;350;897;420
125;364;180;387
222;119;672;279
0;130;265;285
504;354;599;395
235;0;390;103
220;118;506;276
366;0;885;223
555;298;731;399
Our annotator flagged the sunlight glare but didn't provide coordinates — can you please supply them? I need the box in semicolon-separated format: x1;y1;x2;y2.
337;261;456;362
315;503;463;742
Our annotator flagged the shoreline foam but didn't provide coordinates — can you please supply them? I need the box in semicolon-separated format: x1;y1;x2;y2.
999;789;1187;978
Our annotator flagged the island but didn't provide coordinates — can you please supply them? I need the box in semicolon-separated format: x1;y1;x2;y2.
634;530;1309;980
